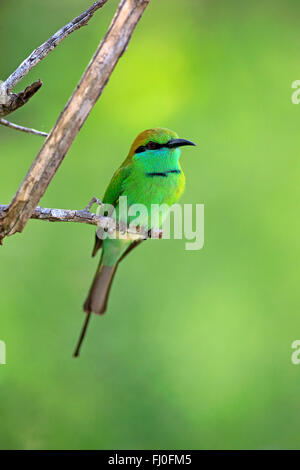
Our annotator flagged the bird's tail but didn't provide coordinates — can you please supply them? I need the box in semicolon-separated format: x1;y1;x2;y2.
74;262;117;357
83;261;118;315
74;242;136;357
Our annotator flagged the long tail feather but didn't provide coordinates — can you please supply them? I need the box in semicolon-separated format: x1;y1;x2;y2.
73;312;92;357
83;263;117;315
74;239;142;357
73;263;118;357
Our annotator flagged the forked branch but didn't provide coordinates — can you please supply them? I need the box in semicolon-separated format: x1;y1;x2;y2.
0;1;108;118
3;0;109;94
0;80;42;118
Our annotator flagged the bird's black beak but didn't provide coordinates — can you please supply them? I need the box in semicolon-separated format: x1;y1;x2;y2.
167;138;196;148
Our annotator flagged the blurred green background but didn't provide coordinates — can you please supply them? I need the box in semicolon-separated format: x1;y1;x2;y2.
0;0;300;450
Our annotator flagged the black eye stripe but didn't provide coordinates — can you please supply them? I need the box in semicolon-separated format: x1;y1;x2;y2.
135;145;146;153
135;141;170;154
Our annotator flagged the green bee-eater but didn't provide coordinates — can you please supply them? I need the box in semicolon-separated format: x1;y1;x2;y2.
74;128;195;356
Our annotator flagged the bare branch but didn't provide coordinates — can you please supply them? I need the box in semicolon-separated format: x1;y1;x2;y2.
0;118;48;138
0;0;150;244
0;1;108;118
0;203;161;241
0;80;42;117
3;1;108;93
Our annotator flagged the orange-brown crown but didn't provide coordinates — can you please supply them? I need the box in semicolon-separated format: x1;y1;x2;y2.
128;128;179;157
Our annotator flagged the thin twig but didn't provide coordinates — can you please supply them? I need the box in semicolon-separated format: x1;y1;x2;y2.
0;0;150;244
84;196;104;212
3;1;109;93
0;118;48;138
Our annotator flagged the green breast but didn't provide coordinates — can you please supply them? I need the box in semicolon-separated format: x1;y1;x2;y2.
117;163;185;230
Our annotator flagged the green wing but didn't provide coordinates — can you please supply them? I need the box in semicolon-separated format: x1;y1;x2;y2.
103;163;131;207
92;161;131;257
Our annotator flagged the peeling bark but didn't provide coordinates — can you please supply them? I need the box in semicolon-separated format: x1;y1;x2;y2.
0;80;42;117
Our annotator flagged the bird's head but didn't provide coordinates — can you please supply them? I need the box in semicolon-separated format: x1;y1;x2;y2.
127;128;196;169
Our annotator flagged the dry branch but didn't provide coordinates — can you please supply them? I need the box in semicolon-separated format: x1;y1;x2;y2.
0;0;150;244
0;203;161;241
3;1;109;93
0;80;42;117
0;1;108;118
0;118;48;138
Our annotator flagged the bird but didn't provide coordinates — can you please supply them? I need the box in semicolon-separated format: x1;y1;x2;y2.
74;128;195;356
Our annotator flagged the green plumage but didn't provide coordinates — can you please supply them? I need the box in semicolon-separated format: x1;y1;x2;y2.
83;127;195;315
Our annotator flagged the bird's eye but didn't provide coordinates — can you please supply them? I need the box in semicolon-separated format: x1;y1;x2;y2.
147;141;158;150
135;145;146;153
135;141;160;153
